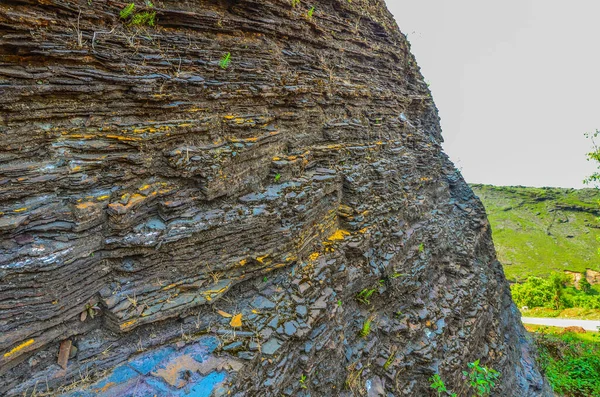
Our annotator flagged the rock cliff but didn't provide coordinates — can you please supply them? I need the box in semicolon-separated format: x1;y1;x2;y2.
0;1;548;396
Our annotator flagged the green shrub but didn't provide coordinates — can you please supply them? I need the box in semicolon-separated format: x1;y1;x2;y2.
512;273;600;311
535;330;600;396
580;274;593;294
463;360;500;397
511;276;556;308
429;360;500;397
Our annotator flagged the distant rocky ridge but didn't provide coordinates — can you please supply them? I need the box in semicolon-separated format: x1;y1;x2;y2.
471;184;600;282
1;1;547;396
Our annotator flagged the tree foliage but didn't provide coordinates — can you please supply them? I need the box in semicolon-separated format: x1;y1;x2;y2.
585;129;600;187
511;273;600;310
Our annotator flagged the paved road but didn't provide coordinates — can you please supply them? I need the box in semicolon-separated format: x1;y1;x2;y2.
522;317;600;331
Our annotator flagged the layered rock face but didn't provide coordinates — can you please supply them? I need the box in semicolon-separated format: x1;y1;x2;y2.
0;1;547;396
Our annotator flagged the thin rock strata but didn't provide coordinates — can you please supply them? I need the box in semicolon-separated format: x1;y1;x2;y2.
0;0;548;396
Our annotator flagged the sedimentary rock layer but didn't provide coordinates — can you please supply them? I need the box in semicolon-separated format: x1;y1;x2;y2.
0;0;547;396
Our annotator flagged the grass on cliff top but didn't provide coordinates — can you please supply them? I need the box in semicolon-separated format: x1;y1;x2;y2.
526;325;600;397
471;184;600;281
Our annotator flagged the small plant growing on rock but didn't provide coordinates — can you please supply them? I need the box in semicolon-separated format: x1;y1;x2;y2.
274;173;281;182
219;52;231;69
383;350;396;371
463;360;500;397
120;2;156;27
307;6;315;19
429;360;500;397
359;317;372;338
299;374;307;389
80;301;101;322
130;11;156;26
356;287;377;305
120;3;135;19
429;374;456;397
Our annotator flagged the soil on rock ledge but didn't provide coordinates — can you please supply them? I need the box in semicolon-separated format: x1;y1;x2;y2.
0;0;549;396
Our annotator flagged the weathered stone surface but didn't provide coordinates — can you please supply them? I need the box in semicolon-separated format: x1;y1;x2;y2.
0;0;548;396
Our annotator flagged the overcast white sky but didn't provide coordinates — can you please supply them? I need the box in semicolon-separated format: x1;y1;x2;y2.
386;0;600;188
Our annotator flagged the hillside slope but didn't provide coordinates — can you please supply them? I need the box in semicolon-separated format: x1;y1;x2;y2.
471;185;600;281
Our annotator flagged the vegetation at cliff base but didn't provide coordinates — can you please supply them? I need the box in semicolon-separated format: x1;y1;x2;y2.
527;325;600;397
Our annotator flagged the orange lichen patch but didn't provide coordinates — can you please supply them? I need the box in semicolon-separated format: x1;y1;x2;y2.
328;229;350;241
217;310;232;318
13;207;27;213
108;194;146;213
239;259;247;266
230;313;243;328
61;133;96;139
308;252;319;262
3;339;34;358
98;382;116;393
223;115;236;120
256;255;270;264
162;283;178;291
75;201;97;210
251;309;260;314
264;263;286;272
285;255;297;262
120;320;137;331
132;127;159;134
203;285;230;301
96;195;110;201
105;134;141;142
178;123;193;128
229;136;258;143
358;227;370;234
71;165;82;172
272;156;281;161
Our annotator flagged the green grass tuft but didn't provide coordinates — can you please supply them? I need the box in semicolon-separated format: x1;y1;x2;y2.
130;11;156;26
120;3;135;19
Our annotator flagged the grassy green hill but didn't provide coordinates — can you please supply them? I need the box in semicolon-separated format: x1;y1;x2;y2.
471;184;600;281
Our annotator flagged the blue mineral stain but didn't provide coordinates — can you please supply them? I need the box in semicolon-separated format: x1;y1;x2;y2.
61;391;94;397
182;336;219;362
115;379;164;397
179;371;226;397
146;217;166;230
128;346;176;375
145;377;175;394
91;364;139;392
